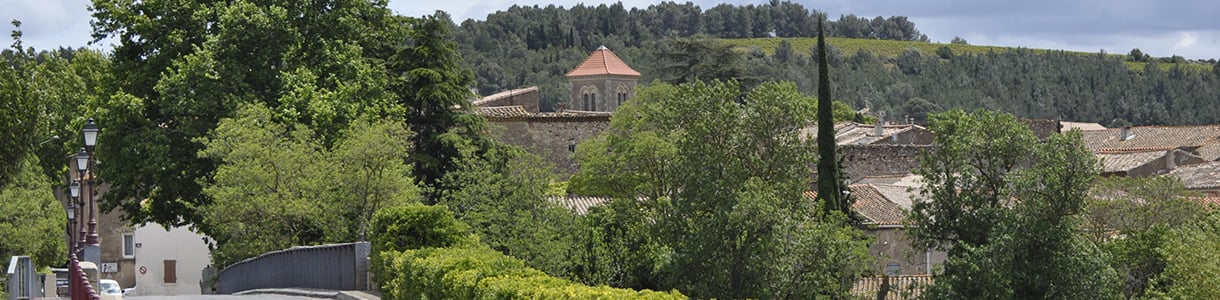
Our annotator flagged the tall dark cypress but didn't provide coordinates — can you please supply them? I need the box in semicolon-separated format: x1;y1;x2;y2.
815;18;849;217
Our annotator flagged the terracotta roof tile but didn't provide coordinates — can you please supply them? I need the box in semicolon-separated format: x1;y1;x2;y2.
473;105;530;119
1082;125;1220;158
851;275;933;300
1170;161;1220;190
566;46;641;77
809;184;913;226
1097;151;1167;173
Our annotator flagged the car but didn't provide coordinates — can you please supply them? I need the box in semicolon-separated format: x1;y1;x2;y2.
98;279;123;300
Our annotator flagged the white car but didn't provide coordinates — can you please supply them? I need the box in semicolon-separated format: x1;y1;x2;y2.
98;279;123;300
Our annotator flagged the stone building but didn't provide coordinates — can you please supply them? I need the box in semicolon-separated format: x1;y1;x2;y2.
566;46;640;112
475;105;610;176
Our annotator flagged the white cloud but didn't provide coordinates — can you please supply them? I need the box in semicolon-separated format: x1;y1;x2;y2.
1174;31;1199;50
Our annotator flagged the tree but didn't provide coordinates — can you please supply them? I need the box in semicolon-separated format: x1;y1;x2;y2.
814;18;851;218
911;111;1120;299
90;0;406;227
950;36;968;45
1086;176;1205;298
0;156;67;286
0;21;41;187
332;120;419;241
571;80;871;298
197;104;418;267
436;143;575;277
1148;211;1220;299
388;14;494;204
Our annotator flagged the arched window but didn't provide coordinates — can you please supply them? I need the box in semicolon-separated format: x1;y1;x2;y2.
579;86;600;111
615;84;632;107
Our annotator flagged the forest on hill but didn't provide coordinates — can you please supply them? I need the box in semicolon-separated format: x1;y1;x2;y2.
452;1;1220;126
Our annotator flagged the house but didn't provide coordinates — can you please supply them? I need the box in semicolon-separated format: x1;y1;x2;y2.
1082;125;1220;162
125;223;212;296
810;183;946;276
473;86;540;113
1059;121;1106;132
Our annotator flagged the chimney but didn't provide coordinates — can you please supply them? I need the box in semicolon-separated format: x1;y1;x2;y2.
874;121;884;137
1120;126;1133;141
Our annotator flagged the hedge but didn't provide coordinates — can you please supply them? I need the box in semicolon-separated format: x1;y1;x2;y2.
370;204;685;300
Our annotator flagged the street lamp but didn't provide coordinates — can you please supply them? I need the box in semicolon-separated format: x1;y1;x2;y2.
81;119;100;246
83;119;98;149
69;179;80;251
75;148;89;249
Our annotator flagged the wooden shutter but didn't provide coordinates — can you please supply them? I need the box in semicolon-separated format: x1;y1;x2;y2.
163;260;177;283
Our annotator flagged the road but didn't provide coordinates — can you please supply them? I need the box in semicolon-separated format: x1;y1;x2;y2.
125;296;316;300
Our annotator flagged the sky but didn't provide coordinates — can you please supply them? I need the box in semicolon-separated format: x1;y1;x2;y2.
4;0;1218;60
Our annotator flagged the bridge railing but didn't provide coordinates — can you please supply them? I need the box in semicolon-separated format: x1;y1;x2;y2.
217;242;370;294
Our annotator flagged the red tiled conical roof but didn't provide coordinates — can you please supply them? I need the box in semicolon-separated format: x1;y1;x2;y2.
566;46;641;77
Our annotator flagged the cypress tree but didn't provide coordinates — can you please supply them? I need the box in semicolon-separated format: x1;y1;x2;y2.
815;18;851;217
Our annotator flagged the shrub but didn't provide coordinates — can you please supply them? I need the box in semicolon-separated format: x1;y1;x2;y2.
369;203;685;299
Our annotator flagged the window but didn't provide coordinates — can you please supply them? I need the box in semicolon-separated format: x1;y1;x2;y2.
582;94;590;111
164;260;177;283
591;93;598;111
122;233;135;258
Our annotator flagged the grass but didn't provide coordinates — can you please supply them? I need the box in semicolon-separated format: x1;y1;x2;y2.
721;37;1213;73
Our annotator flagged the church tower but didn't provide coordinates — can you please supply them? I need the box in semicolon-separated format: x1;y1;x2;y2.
566;46;641;112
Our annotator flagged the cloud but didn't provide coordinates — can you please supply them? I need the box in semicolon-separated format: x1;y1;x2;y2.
1174;32;1199;50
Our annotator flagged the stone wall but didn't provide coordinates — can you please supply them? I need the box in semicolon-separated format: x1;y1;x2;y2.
838;144;931;181
476;87;540;113
866;228;946;275
490;116;610;177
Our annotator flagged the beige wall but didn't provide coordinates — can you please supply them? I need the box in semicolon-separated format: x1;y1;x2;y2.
128;224;212;296
866;227;946;275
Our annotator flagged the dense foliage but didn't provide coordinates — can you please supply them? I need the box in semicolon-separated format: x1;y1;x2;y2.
368;204;684;300
453;2;1219;126
197;104;418;267
910;110;1120;299
570;80;872;298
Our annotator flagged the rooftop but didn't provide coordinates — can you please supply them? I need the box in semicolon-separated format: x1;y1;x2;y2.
1082;125;1220;161
566;46;642;77
1169;161;1220;190
473;86;538;107
801;122;930;145
473;105;612;121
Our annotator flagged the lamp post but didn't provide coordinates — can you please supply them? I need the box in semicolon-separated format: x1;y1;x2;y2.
69;179;80;253
75;148;89;249
82;118;100;246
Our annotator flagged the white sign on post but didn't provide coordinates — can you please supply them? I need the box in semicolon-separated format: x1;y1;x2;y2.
101;263;119;273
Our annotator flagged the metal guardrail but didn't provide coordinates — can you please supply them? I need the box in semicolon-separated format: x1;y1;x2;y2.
217;242;370;294
70;254;100;300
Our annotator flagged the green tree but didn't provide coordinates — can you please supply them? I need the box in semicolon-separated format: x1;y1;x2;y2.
1086;177;1205;298
332;120;419;241
197;104;338;267
814;18;851;218
388;13;493;204
1148;211;1220;299
437;144;575;277
197;104;418;267
0;22;42;187
572;80;870;298
90;0;406;228
0;156;67;291
912;111;1120;299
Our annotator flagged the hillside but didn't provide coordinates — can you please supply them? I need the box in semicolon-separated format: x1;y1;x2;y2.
721;37;1213;73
